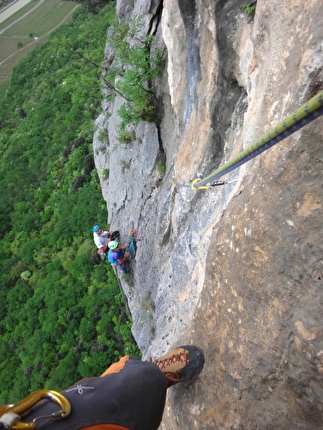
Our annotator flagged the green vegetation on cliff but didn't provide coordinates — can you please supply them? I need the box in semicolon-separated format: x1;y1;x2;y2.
0;1;140;404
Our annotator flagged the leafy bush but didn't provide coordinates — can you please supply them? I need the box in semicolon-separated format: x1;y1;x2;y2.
106;16;164;136
243;1;256;15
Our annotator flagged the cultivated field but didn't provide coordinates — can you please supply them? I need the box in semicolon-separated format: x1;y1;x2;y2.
0;0;78;95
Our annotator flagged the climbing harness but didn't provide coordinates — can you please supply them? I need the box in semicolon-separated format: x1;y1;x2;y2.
174;90;323;190
0;390;71;429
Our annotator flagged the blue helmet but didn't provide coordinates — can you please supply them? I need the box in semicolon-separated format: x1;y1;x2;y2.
93;225;100;232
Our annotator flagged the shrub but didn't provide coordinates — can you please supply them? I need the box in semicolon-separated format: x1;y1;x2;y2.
157;162;166;174
107;16;164;135
83;154;95;175
243;1;256;15
71;175;86;193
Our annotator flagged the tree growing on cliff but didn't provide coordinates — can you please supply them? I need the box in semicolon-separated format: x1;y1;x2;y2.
51;12;164;143
106;16;164;141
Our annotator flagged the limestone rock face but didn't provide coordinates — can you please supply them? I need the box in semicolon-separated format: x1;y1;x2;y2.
93;0;323;428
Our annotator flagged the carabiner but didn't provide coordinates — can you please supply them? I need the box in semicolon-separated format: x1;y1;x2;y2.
0;390;71;429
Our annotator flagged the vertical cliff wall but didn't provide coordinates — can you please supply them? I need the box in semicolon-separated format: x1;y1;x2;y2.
93;0;323;428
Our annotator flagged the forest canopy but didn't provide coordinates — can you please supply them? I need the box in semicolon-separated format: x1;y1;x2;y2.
0;1;140;404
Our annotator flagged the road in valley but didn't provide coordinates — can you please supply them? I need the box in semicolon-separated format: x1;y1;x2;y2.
0;0;36;24
0;0;78;66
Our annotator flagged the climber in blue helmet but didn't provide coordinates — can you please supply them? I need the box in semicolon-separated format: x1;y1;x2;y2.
92;225;119;256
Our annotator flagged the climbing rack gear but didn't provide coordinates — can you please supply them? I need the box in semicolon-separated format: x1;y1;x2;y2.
0;390;71;429
174;90;323;190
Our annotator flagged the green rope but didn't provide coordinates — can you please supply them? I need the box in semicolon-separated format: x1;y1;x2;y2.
181;90;323;190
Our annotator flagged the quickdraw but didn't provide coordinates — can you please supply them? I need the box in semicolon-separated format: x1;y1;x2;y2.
0;390;71;429
174;90;323;191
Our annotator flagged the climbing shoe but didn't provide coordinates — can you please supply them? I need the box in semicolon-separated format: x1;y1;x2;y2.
151;345;204;386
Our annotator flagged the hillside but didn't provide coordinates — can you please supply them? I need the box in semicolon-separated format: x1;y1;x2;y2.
0;0;78;95
0;2;140;405
94;0;323;429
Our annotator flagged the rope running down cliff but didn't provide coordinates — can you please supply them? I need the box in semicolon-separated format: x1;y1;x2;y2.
173;90;323;190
